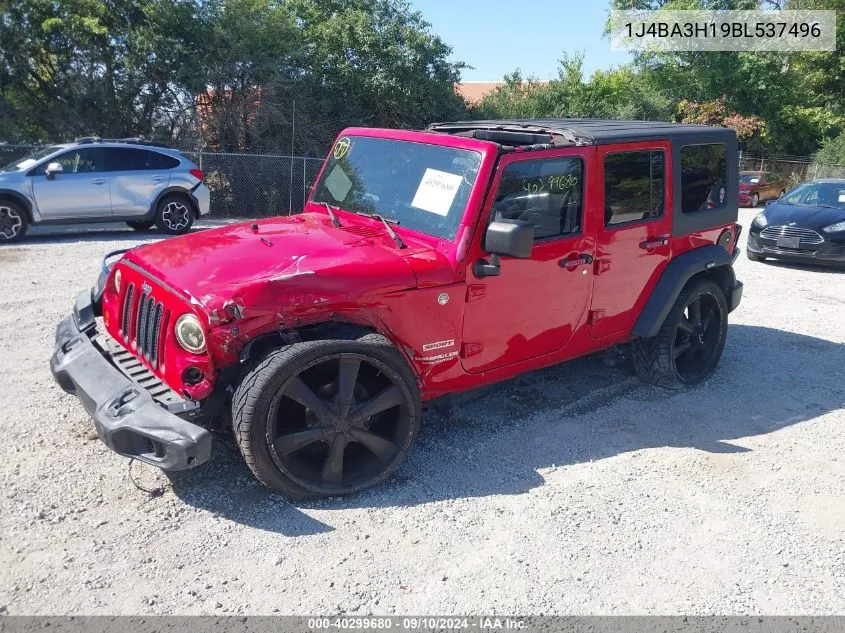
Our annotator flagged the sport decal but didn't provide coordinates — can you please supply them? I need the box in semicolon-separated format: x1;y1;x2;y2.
421;339;455;352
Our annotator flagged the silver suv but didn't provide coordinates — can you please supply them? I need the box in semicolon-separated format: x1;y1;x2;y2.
0;138;210;242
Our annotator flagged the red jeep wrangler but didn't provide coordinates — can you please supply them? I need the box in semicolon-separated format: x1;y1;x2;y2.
51;119;743;499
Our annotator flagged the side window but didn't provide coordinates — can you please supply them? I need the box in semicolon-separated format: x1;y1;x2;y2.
680;144;727;213
34;148;104;174
106;148;157;171
491;156;584;241
604;150;665;226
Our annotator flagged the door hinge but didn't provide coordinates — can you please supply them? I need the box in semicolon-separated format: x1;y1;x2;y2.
466;284;486;302
461;342;483;358
594;259;611;275
588;310;605;326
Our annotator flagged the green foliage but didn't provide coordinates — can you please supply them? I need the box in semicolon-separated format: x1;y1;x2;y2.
478;0;843;157
476;54;671;122
814;133;845;165
0;0;470;151
1;0;842;158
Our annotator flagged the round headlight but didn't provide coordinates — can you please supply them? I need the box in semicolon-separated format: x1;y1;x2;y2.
113;268;121;292
175;314;206;354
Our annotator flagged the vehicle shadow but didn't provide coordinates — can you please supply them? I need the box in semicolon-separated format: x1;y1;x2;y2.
755;259;845;275
167;324;845;533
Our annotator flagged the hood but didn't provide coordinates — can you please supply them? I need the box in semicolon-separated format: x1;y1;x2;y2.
124;213;432;314
762;202;845;231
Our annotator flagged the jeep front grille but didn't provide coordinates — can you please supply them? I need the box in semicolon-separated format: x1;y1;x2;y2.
760;225;824;245
121;282;169;369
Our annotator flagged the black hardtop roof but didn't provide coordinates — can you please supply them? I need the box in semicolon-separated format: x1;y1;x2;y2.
427;118;733;147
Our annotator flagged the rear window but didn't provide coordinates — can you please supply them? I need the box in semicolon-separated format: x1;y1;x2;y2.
680;144;727;212
604;150;665;226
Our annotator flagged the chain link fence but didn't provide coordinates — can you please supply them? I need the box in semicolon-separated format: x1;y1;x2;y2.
739;155;845;190
0;144;325;220
5;143;845;219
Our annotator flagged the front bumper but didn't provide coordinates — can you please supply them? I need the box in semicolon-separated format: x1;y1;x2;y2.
747;232;845;266
50;290;211;470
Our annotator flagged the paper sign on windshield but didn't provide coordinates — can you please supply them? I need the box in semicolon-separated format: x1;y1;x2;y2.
411;169;463;216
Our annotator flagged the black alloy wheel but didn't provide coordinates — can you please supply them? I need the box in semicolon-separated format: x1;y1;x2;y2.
671;292;724;383
232;336;420;499
632;279;729;389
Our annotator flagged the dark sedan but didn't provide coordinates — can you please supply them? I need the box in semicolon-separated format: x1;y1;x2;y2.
747;180;845;266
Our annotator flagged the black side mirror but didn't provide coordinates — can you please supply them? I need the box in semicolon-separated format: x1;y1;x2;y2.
474;221;534;278
765;199;775;206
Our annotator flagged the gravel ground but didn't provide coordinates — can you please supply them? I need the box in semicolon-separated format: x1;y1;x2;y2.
1;209;844;615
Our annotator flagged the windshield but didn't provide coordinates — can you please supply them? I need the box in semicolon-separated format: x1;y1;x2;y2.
310;136;482;240
0;146;63;173
740;174;761;184
781;182;845;208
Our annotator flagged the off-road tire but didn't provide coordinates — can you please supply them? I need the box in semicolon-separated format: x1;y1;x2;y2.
126;220;154;231
631;279;729;390
155;195;194;235
0;200;29;243
746;249;766;262
232;334;421;499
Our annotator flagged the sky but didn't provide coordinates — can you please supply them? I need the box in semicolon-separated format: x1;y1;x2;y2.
410;0;632;82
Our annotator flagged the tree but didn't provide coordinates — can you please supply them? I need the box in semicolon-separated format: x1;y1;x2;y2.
0;0;470;150
476;54;671;122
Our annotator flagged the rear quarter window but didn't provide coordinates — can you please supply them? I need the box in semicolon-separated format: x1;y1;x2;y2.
151;151;180;169
680;144;727;213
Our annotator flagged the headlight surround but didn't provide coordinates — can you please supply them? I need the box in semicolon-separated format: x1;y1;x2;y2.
753;212;768;228
822;220;845;233
175;313;206;354
113;268;121;292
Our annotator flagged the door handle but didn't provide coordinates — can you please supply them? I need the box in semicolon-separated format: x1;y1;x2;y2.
639;236;669;250
558;254;593;268
91;178;107;185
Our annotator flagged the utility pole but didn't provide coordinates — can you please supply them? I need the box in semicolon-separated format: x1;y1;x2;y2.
289;99;295;214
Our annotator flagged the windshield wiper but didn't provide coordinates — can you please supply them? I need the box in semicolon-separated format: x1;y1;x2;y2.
353;211;404;248
321;202;341;227
372;214;405;249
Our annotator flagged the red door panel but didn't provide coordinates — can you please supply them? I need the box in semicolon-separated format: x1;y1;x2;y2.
589;141;672;339
461;147;597;374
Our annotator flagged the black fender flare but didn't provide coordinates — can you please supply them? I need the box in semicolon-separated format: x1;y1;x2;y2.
0;189;34;222
148;186;200;219
632;244;735;339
